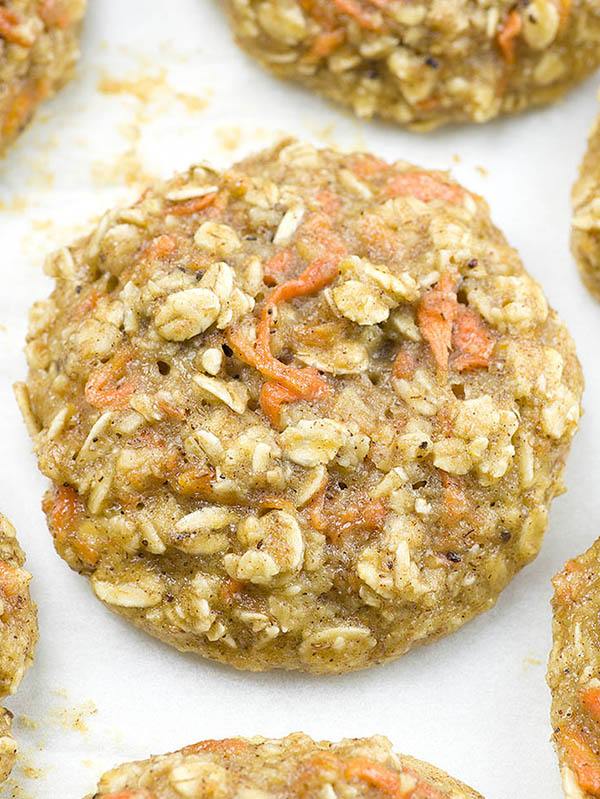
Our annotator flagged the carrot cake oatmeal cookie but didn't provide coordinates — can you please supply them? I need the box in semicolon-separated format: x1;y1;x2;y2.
18;141;582;673
224;0;600;130
0;0;86;156
549;538;600;799
0;513;37;783
572;112;600;300
84;733;484;798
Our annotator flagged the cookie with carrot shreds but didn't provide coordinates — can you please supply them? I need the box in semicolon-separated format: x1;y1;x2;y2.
572;112;600;301
84;733;484;798
0;0;86;156
18;141;582;674
548;539;600;799
0;513;37;783
224;0;600;130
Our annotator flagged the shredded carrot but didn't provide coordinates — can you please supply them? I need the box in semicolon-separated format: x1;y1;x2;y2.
403;767;448;799
259;381;300;429
392;348;415;380
385;172;464;204
332;0;381;28
39;0;72;29
308;482;328;532
85;350;138;411
0;561;20;599
559;728;600;797
582;687;600;723
304;28;345;61
165;192;217;217
264;249;294;286
183;738;248;756
552;558;587;604
451;305;495;372
345;758;404;796
146;234;176;260
0;7;34;46
315;188;342;216
219;578;242;604
44;485;83;547
497;9;522;64
417;272;458;374
558;0;572;25
439;471;470;524
348;153;388;180
102;791;154;799
269;254;340;306
176;468;214;498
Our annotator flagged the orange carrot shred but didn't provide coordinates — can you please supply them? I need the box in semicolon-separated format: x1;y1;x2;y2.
102;791;154;799
417;272;458;373
451;305;495;372
582;687;600;724
392;348;415;380
345;758;403;795
497;9;522;64
559;728;600;797
166;192;217;217
385;172;464;204
332;0;380;28
264;249;294;286
146;234;176;260
0;7;34;46
85;350;138;411
304;28;345;61
259;381;300;429
0;561;21;599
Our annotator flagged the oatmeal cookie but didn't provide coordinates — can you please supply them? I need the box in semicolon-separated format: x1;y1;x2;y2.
84;733;483;798
18;141;582;673
0;0;86;156
572;112;600;300
0;513;37;783
548;539;600;799
224;0;600;130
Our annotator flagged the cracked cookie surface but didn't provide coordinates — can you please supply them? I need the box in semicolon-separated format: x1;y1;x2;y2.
224;0;600;130
19;141;582;673
84;733;483;798
0;513;37;784
0;0;86;156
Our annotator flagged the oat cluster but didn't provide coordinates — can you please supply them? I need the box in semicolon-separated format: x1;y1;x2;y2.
0;0;86;155
224;0;600;130
85;733;483;799
572;112;600;301
19;142;582;673
0;514;38;783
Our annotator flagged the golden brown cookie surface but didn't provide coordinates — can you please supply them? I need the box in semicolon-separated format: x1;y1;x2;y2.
0;0;86;155
19;142;582;673
85;733;484;798
224;0;600;130
573;113;600;301
0;513;37;784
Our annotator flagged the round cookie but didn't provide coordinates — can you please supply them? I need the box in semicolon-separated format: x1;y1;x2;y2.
0;0;86;156
84;733;483;798
549;539;600;799
224;0;600;130
19;141;582;674
0;513;37;783
572;112;600;301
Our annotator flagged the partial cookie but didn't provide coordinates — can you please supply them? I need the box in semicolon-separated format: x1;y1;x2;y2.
572;112;600;300
19;141;582;673
549;539;600;799
0;0;86;156
224;0;600;130
84;733;483;798
0;513;37;783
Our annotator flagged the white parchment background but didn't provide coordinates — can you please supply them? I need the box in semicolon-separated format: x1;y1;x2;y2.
0;2;599;796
